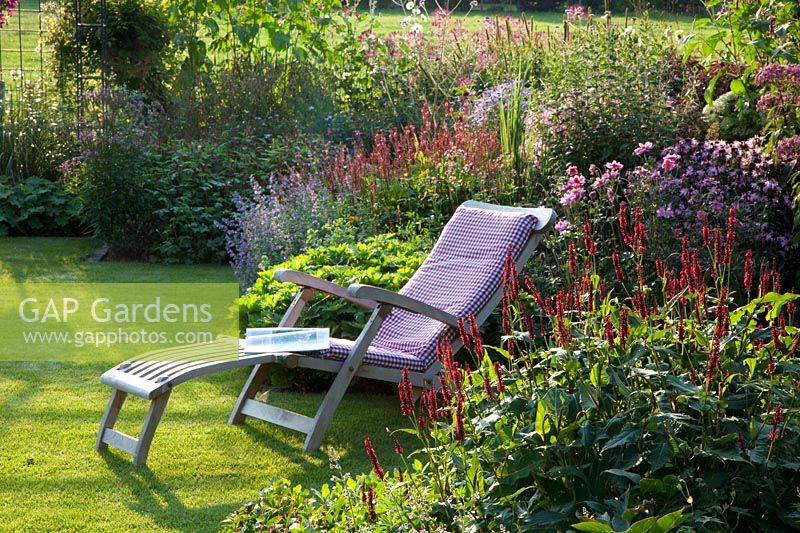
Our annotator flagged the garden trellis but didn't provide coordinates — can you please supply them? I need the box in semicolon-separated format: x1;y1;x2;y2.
0;0;45;89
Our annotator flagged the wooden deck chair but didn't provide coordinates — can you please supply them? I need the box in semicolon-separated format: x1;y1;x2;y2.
96;201;556;466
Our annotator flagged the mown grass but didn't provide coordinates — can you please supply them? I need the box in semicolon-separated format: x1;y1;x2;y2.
0;237;411;531
0;0;46;80
368;7;703;35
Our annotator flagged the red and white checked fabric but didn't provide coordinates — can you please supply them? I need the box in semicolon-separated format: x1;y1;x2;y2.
316;204;540;372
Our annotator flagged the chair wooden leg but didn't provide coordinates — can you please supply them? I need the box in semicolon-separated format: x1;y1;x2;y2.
96;389;128;451
303;305;391;451
228;364;270;425
132;391;171;467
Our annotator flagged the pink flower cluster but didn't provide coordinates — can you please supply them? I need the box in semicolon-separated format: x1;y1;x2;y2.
0;0;17;26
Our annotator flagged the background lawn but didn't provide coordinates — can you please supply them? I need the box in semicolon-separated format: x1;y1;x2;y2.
0;238;411;531
368;8;702;35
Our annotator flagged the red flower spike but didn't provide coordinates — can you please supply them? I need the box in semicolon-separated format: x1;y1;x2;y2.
393;436;404;455
772;325;783;351
725;207;736;266
457;317;472;351
363;437;385;480
568;243;577;276
743;250;753;294
604;315;615;348
619;308;629;349
493;361;505;393
483;373;495;400
468;313;483;356
438;372;452;405
612;249;625;283
737;431;748;455
619;202;631;245
454;395;465;441
583;219;597;255
366;487;376;521
701;225;711;247
398;368;414;417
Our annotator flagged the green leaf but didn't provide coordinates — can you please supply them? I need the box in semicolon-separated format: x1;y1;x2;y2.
730;78;746;94
572;521;615;532
603;428;643;451
604;468;641;484
647;441;674;472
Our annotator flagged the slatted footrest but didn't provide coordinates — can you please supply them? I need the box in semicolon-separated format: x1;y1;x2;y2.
100;428;139;455
240;399;315;434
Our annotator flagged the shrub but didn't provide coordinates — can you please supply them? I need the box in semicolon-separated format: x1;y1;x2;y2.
44;0;171;100
0;81;72;181
528;21;684;174
67;89;295;262
0;176;82;236
239;234;430;339
226;211;800;532
217;176;340;289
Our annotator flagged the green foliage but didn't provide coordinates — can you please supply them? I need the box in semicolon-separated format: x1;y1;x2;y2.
0;176;81;236
68;90;288;262
44;0;171;99
239;234;429;338
529;21;683;174
701;90;764;141
0;82;71;181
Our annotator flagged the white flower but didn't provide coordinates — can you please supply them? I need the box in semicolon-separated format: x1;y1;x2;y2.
420;13;427;21
404;1;414;9
411;23;422;33
624;26;635;36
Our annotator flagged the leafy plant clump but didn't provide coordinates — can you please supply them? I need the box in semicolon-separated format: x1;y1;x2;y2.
226;211;800;532
239;233;430;339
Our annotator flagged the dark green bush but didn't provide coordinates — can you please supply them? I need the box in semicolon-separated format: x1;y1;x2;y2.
529;21;684;174
0;176;82;236
44;0;171;100
239;233;430;339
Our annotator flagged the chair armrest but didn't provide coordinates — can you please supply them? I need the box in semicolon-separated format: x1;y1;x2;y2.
347;284;459;328
274;269;376;310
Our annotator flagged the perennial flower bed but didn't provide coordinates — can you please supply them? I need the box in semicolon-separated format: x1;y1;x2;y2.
225;211;800;531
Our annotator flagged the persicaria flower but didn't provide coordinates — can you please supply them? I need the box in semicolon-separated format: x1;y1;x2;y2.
493;361;505;393
363;437;385;479
457;317;472;351
454;395;465;441
604;315;615;348
468;313;483;356
743;250;753;294
398;368;414;416
365;487;376;520
393;435;404;455
619;308;629;348
612;249;624;282
482;373;495;400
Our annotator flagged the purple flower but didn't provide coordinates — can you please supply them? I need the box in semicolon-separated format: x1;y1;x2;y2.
634;141;654;156
661;154;680;171
555;219;572;234
560;188;583;206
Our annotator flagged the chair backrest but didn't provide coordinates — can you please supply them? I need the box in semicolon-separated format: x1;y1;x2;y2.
370;201;556;370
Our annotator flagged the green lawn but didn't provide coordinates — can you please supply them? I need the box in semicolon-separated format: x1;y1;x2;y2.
0;237;411;531
368;8;702;36
0;0;45;81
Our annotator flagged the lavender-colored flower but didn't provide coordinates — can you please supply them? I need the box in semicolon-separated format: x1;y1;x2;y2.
555;219;572;234
776;135;800;162
634;141;654;156
661;154;680;171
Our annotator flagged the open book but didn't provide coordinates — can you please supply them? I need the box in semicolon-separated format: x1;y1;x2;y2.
243;327;330;354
